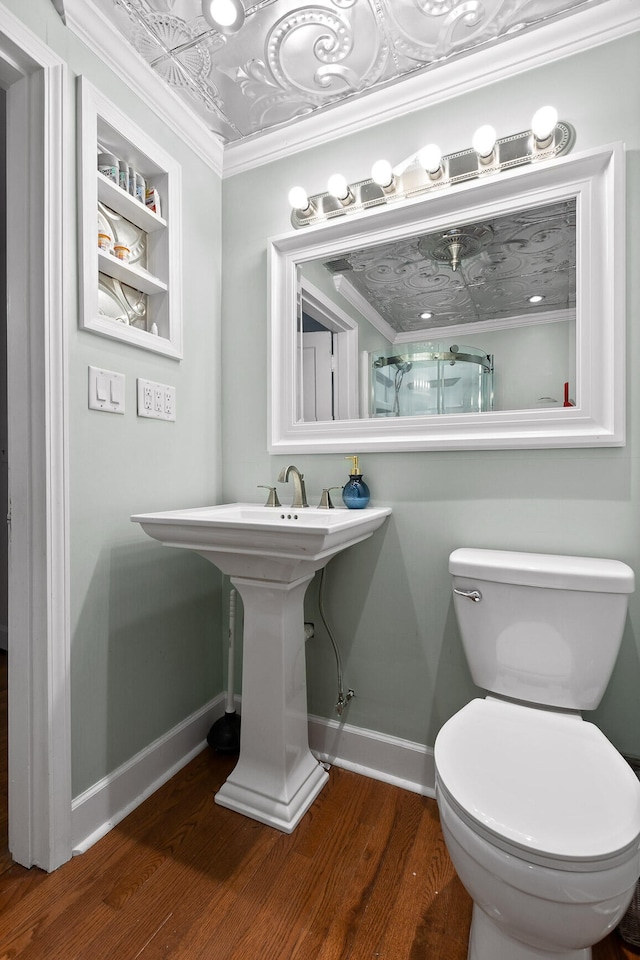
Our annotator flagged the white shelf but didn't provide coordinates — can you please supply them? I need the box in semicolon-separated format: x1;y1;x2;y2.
98;250;167;295
97;171;166;233
78;78;183;359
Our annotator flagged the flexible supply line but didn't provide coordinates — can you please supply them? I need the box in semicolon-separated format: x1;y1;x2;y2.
318;566;354;716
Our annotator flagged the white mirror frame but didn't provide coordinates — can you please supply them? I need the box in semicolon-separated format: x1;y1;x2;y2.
269;143;624;453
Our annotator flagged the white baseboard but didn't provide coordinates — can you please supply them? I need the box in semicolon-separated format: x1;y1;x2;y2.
308;713;436;799
71;698;434;855
71;693;226;854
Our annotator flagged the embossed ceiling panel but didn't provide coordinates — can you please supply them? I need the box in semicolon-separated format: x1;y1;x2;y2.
90;0;602;143
324;198;576;333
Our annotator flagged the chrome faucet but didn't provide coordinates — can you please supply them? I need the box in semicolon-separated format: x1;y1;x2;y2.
277;464;308;508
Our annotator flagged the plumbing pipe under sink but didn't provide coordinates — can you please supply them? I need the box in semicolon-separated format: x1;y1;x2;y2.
207;587;241;753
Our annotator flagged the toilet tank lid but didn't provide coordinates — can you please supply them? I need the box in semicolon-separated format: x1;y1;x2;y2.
449;548;634;593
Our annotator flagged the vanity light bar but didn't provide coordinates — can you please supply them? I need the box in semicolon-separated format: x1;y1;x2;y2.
289;111;575;229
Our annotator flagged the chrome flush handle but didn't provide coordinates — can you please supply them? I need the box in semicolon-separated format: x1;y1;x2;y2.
453;588;482;602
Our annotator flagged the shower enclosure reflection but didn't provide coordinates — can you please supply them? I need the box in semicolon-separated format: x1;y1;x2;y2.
371;343;493;417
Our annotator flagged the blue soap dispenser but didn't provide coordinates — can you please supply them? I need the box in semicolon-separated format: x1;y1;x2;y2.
342;456;370;510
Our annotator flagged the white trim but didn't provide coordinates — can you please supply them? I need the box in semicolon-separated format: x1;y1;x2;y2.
57;0;640;180
0;4;71;871
224;0;640;176
71;697;435;854
332;275;396;343
269;144;624;453
301;279;359;420
52;0;640;179
308;714;436;798
392;309;576;345
63;0;223;177
71;694;225;854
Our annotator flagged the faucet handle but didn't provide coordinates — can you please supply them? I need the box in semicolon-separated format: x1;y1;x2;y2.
257;485;281;508
317;486;342;509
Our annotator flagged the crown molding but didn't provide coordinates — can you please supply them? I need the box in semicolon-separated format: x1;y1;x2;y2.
393;309;575;344
332;275;395;343
63;0;224;177
60;0;640;179
223;0;640;178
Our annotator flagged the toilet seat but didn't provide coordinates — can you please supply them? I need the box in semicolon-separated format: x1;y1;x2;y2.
435;698;640;870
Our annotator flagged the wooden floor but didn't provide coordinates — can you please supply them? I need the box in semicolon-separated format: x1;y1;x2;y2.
0;651;637;959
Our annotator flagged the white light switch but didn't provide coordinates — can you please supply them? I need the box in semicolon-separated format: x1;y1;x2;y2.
96;375;108;402
88;366;125;414
111;377;123;405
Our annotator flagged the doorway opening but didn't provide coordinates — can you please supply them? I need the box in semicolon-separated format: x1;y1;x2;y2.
299;280;359;423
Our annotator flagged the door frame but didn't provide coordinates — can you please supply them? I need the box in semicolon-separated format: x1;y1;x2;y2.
301;280;359;420
1;6;71;871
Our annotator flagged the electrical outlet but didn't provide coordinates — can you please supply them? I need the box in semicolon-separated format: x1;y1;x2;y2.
137;378;176;421
164;386;175;418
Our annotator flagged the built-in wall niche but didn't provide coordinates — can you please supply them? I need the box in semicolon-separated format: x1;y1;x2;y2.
77;77;183;358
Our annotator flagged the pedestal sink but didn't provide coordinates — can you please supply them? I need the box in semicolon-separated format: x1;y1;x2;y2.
131;502;391;832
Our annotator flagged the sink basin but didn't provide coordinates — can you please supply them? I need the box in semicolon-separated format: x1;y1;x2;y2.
131;501;391;833
131;502;392;581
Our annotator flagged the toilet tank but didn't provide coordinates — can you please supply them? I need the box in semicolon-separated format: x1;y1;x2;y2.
449;548;634;711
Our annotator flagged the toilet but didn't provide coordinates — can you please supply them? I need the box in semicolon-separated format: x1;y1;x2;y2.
434;548;640;960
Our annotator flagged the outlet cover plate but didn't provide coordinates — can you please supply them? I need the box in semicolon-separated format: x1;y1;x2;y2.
137;378;176;421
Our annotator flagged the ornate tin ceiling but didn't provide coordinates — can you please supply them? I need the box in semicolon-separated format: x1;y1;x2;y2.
322;198;576;334
89;0;603;144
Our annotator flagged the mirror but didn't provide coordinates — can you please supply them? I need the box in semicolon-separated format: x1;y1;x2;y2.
269;144;624;452
300;199;576;421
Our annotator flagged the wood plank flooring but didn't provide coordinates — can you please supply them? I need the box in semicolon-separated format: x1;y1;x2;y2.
0;650;637;958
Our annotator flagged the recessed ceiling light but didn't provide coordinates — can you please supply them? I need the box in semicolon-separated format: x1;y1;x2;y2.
420;311;433;320
528;295;545;303
202;0;245;34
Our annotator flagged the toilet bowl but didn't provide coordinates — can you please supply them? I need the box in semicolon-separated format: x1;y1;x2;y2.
434;548;640;960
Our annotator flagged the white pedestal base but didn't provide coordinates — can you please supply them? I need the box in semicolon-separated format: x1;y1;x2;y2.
214;573;329;833
215;751;328;833
469;905;590;960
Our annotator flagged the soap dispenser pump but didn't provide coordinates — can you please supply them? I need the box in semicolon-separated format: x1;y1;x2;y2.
342;456;370;510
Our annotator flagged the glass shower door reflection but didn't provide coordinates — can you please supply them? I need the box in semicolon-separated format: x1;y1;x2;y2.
371;342;493;418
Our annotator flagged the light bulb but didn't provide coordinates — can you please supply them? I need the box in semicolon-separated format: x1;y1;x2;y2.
327;174;351;201
418;143;442;176
201;0;245;34
371;160;393;188
420;311;433;320
288;186;310;211
528;294;544;303
472;124;497;160
531;105;558;146
210;0;236;24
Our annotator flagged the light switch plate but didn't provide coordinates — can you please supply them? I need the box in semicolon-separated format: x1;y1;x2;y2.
137;378;176;421
88;366;125;414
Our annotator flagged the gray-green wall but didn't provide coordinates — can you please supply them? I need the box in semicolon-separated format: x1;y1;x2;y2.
222;34;640;757
2;0;225;797
3;0;640;812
